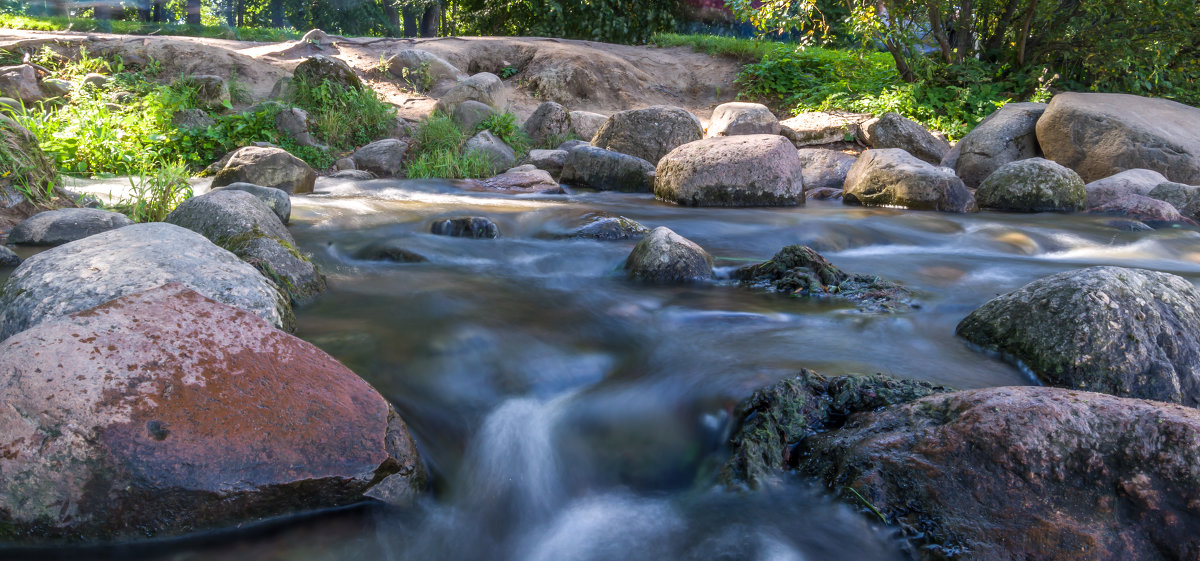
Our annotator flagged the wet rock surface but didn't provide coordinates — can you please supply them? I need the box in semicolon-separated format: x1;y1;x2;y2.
0;284;425;544
568;214;649;240
6;208;133;246
624;226;712;283
430;216;500;239
654;135;804;207
843;148;975;212
733;245;915;312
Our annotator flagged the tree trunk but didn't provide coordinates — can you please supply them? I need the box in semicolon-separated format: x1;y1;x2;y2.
402;4;419;37
955;0;974;63
270;0;284;27
926;1;953;63
383;0;400;36
95;3;112;20
152;1;165;22
186;0;201;25
1016;0;1040;66
419;3;441;37
225;0;236;27
50;0;68;16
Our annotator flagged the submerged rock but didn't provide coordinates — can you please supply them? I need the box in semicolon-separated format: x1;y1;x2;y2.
974;157;1085;212
624;226;712;283
957;266;1200;405
431;216;499;239
654;135;804;207
591;105;704;164
0;245;20;267
733;245;914;312
568;214;649;240
469;166;562;194
355;240;428;263
0;284;425;544
802;386;1200;561
7;208;133;246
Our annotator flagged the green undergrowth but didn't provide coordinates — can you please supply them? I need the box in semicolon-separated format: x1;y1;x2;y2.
286;74;395;151
0;14;302;42
406;111;535;180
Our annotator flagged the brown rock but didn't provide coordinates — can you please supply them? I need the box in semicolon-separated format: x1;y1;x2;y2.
0;284;425;544
1087;194;1193;227
463;165;563;194
211;146;317;195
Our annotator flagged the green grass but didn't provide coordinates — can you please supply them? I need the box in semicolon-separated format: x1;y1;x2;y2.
405;111;511;179
287;75;396;151
650;32;785;62
0;13;302;42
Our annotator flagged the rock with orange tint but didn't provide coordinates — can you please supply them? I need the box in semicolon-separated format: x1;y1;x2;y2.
0;283;426;544
802;387;1200;561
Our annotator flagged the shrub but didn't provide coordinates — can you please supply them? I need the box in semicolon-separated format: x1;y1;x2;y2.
287;75;396;151
406;112;494;179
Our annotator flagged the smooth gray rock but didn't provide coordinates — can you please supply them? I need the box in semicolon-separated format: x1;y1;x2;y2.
523;101;570;144
568;111;606;142
861;112;951;165
624;226;713;283
974;157;1085;212
386;49;464;94
1084;169;1169;208
81;72;108;89
211;146;317;195
557;139;588;152
0;65;43;103
452;100;495;132
1087;194;1191;227
210;182;292;224
796;148;856;190
236;236;326;304
1036;92;1200;184
330;169;375;180
951;102;1046;188
294;55;362;90
560;145;655;192
569;214;649;240
464;130;516;175
473;167;562;194
0;223;292;341
957;266;1200;405
654;135;804;207
7;208;133;246
434;72;505;113
172;108;216;129
591;105;704;164
843;148;975;212
778;112;872;147
166;190;293;245
39;77;72;98
352;138;408;177
522;149;568;177
1148;181;1200;221
0;246;20;267
430;216;499;238
706;102;778;137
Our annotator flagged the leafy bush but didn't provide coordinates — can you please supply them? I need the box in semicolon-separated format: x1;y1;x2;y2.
457;0;678;44
287;75;396;151
0;14;302;42
406;112;494;179
477;112;530;155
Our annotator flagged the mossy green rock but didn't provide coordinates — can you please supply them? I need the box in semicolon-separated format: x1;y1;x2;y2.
733;245;914;312
957;266;1200;405
975;157;1085;212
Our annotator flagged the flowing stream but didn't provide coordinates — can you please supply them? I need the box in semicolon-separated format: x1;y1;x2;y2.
10;176;1200;561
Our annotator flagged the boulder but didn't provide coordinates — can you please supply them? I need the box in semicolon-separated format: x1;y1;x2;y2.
560;145;655;192
802;386;1200;561
464;130;516;175
0;64;43;103
860;112;950;165
1087;194;1191;227
1084;169;1168;208
733;245;914;312
522;101;570;144
0;246;20;267
234;235;327;304
568;110;607;141
355;240;428;263
654;135;804;207
430;216;499;238
7;208;133;246
182;74;230;108
81;73;108;88
1036;92;1200;184
720;370;949;488
293;55;362;90
796;148;856;190
974;157;1086;212
0;223;292;340
211;146;317;195
386;49;464;94
0;284;425;544
272;106;323;147
352;138;408;177
434;72;506;113
209;182;291;224
568;214;649;240
330;169;375;180
40;78;72;98
1148;181;1200;221
591;105;704;164
777;112;871;147
624;226;712;283
843;148;975;212
470;166;562;194
452;100;495;131
706;102;778;137
557;139;589;151
521;148;567;177
951;102;1046;188
957;266;1200;405
165;190;292;246
335;157;356;171
171;108;215;129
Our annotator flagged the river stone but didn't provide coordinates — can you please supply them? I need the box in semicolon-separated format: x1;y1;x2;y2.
957;266;1200;405
720;370;950;488
464;130;516;175
452;100;495;131
331;169;375;180
951;102;1046;188
386;49;464;94
355;240;428;263
843;148;975;212
560;145;655;192
352;138;408;177
568;110;607;141
801;386;1200;561
1087;194;1191;227
294;54;362;90
434;72;506;113
81;72;107;89
1036;92;1200;184
796;148;856;190
974;157;1085;212
182;74;230;108
569;214;649;240
624;226;712;283
523;101;570;144
0;64;43;103
1084;168;1168;208
706;102;778;137
7;208;133;246
860;112;950;165
211;146;317;195
0;246;20;267
431;216;499;239
1148;181;1200;221
655;135;804;207
166;190;293;245
591;105;704;164
235;236;327;304
0;283;425;544
210;182;291;224
777;112;871;147
733;245;914;312
521;148;567;177
0;223;292;341
40;77;72;98
471;166;562;194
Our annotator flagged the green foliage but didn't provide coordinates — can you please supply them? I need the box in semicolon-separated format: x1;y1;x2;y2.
287;75;395;151
0;115;57;206
649;32;784;61
406;112;494;179
0;14;302;42
499;66;519;79
457;0;677;44
114;159;193;223
477;112;530;155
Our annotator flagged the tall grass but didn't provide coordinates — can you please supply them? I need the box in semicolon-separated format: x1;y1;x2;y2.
0;14;302;42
